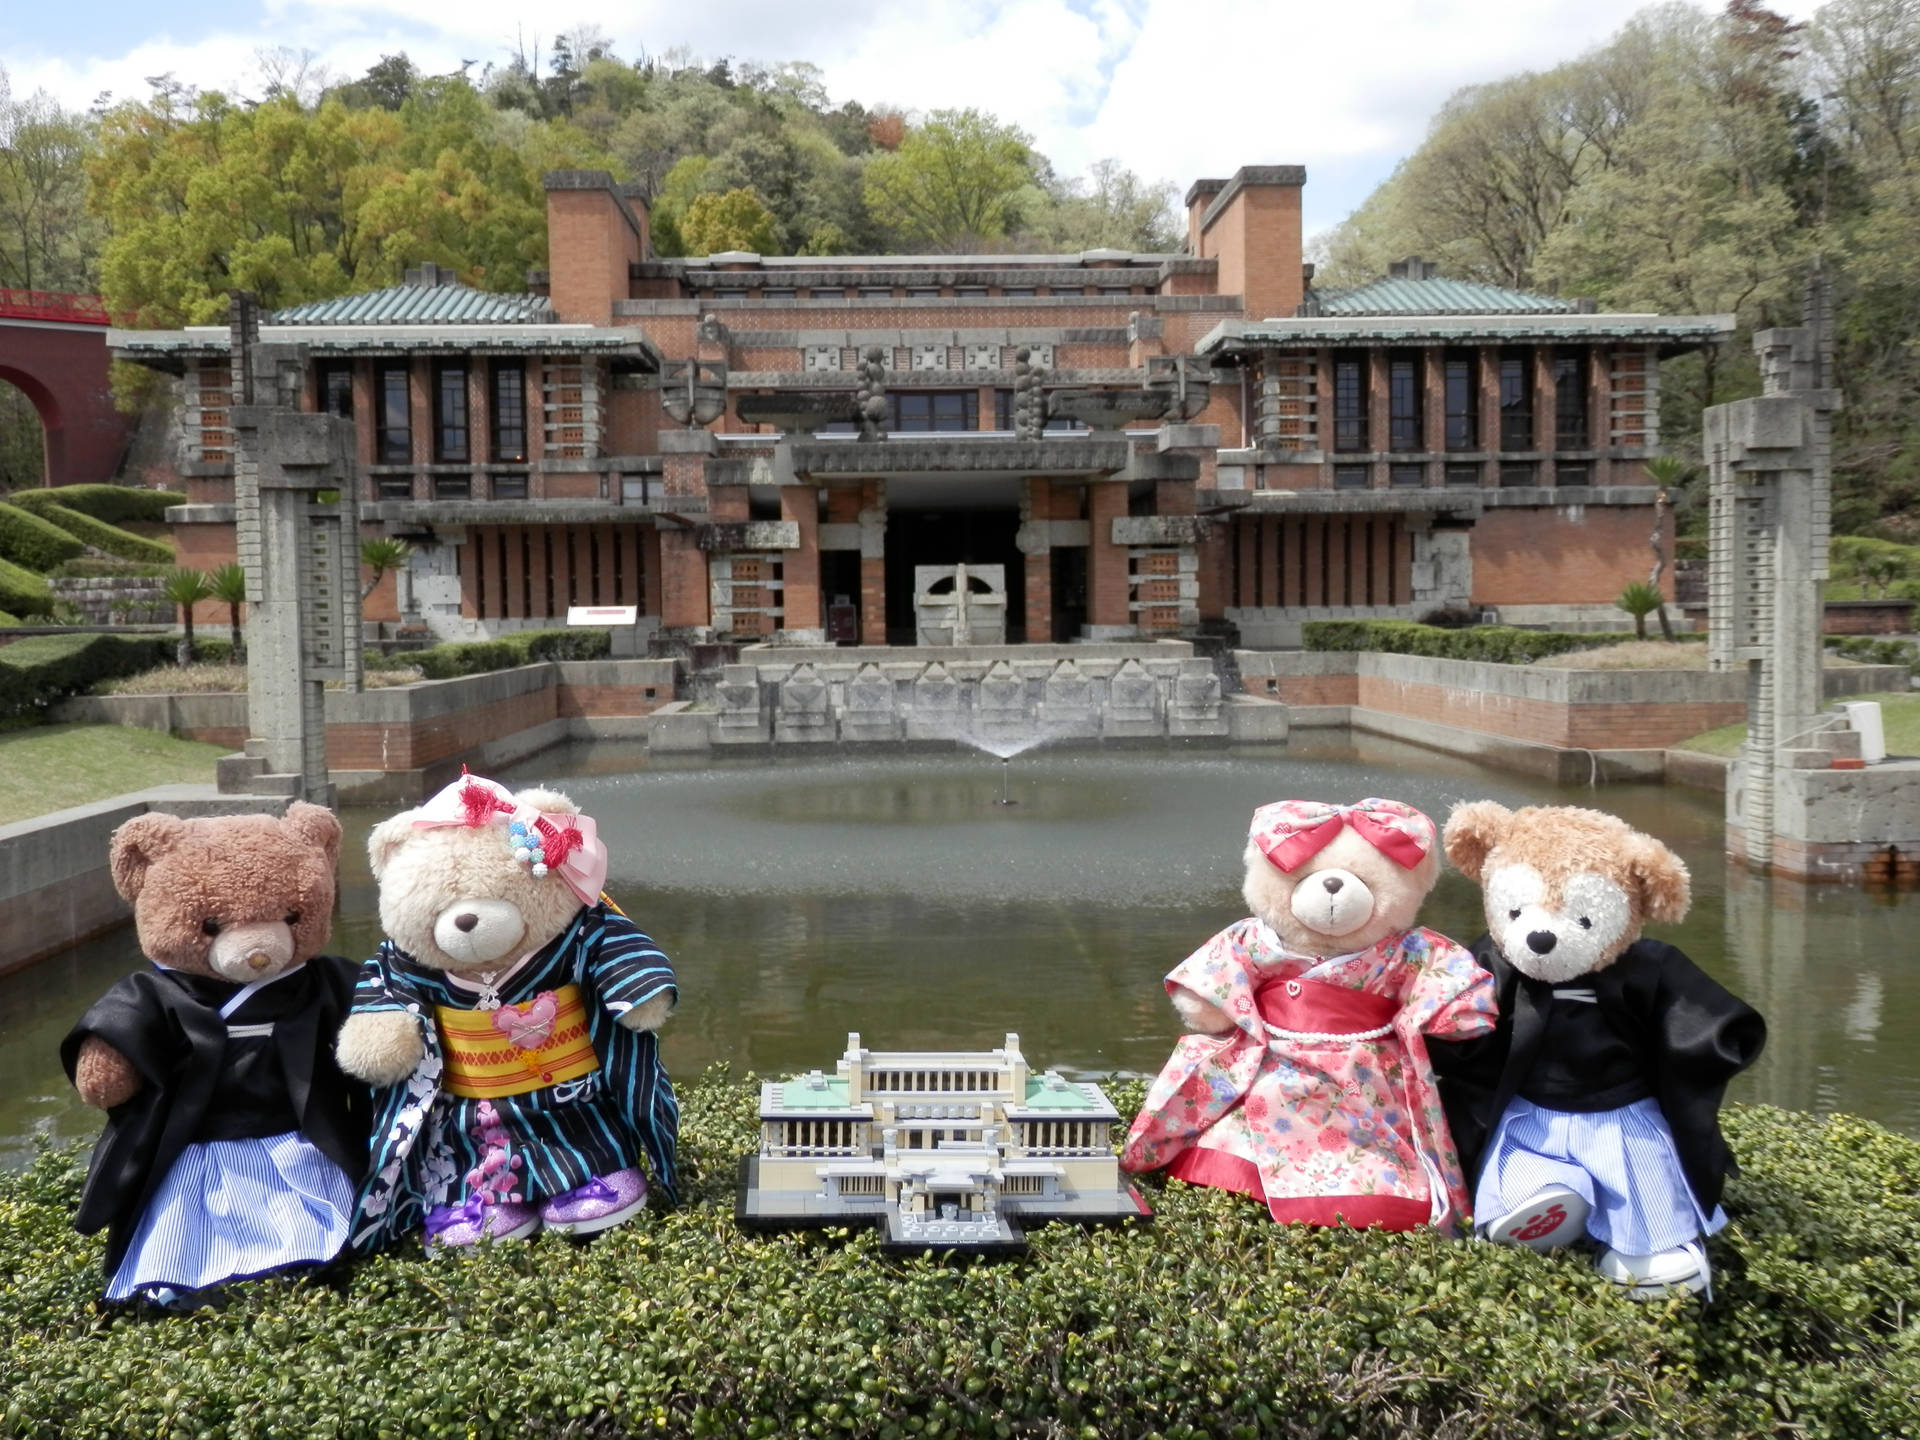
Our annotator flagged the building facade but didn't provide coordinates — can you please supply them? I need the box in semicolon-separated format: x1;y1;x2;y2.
113;165;1732;645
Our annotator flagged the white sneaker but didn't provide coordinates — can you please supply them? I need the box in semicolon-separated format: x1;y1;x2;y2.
1481;1185;1590;1251
1595;1241;1711;1300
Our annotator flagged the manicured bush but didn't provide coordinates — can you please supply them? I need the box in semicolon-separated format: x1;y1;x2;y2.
0;557;53;618
25;504;173;565
0;633;173;719
1825;635;1920;674
47;558;171;580
9;484;185;527
0;1075;1913;1439
411;627;614;680
1303;619;1705;665
0;503;84;572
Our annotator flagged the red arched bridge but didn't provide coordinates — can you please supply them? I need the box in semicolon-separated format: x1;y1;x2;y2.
0;289;137;485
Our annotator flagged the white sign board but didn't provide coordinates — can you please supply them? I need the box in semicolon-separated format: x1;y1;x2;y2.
568;605;639;626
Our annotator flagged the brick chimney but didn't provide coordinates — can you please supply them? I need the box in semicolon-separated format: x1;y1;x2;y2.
1189;165;1307;322
542;170;650;326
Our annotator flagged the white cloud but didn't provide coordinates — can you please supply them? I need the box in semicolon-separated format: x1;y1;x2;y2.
9;0;1825;235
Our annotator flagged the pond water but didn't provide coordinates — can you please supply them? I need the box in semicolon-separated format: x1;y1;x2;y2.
5;732;1917;1170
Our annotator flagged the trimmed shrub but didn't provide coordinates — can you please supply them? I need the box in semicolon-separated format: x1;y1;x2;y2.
1825;635;1920;673
0;1077;1914;1439
0;556;53;618
1303;619;1706;665
46;558;171;580
0;611;18;626
26;504;173;564
0;503;84;571
9;483;185;526
411;627;613;680
0;633;172;719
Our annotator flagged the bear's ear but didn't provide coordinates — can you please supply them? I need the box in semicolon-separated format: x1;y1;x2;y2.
109;812;190;904
1625;832;1691;926
1442;800;1513;884
367;813;416;881
514;787;578;816
283;803;342;869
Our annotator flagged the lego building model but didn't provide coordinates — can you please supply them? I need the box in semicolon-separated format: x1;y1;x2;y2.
737;1033;1150;1253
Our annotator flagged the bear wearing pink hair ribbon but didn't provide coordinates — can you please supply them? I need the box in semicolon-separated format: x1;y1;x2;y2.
1121;798;1495;1231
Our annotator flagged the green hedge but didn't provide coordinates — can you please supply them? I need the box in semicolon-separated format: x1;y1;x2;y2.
0;1075;1913;1439
412;627;613;680
46;558;171;580
1825;635;1920;673
1302;619;1705;665
23;504;173;565
9;484;185;527
0;504;84;572
0;557;52;618
0;633;172;719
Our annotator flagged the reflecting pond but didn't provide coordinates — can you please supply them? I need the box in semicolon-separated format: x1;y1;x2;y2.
5;731;1917;1170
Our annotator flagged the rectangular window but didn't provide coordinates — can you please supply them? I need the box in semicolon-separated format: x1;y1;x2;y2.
433;363;468;463
760;288;795;299
1332;353;1368;453
994;389;1013;431
1498;354;1534;451
1445;462;1482;487
1000;287;1036;297
1499;461;1538;488
1556;462;1591;486
491;362;527;462
1098;286;1133;296
374;475;413;500
890;391;978;432
954;286;988;297
432;474;471;499
1443;352;1477;450
1045;413;1088;432
1389;463;1426;487
377;365;412;465
1333;464;1370;489
907;287;941;298
491;472;529;500
318;361;354;419
1554;350;1589;448
859;287;893;298
1388;353;1421;452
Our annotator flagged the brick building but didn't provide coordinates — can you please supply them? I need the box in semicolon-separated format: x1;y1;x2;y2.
111;164;1731;646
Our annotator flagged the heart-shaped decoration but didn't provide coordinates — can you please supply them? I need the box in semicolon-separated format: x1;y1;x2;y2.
492;991;558;1051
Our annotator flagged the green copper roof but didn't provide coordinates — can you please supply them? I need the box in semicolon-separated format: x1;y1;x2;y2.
1306;277;1578;317
780;1075;853;1109
271;281;555;326
1020;1075;1103;1111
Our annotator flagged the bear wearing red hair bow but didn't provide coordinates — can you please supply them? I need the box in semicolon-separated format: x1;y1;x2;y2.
1121;798;1495;1231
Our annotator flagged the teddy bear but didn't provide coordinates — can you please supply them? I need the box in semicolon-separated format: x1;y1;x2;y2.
1120;798;1496;1231
1431;802;1767;1299
336;771;679;1252
59;803;369;1305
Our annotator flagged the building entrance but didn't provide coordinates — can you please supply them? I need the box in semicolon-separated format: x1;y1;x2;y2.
883;507;1025;643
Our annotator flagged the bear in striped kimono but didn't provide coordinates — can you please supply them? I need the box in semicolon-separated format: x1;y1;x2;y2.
335;773;679;1251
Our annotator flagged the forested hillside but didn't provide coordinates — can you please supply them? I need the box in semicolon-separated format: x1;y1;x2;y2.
1316;0;1920;536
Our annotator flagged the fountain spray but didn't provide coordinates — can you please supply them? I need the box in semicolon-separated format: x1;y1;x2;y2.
996;756;1018;807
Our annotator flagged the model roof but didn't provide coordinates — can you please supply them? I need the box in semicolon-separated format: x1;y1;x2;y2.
271;264;555;326
1304;276;1581;317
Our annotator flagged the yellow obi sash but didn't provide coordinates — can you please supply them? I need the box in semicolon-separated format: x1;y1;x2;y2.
436;984;600;1100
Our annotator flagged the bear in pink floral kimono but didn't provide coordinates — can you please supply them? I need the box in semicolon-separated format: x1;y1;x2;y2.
1121;798;1496;1231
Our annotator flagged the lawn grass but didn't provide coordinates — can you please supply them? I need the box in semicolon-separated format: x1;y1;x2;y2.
1676;690;1920;757
0;723;230;825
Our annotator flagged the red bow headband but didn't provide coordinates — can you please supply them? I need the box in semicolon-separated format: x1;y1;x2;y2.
451;774;584;873
1250;798;1436;873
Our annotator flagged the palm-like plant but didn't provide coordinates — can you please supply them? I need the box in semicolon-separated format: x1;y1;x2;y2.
208;562;247;663
1617;581;1663;640
162;567;214;664
1642;455;1694;642
361;538;412;602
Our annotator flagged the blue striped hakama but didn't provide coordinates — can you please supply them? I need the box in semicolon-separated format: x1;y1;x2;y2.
1473;1096;1725;1257
106;1132;355;1301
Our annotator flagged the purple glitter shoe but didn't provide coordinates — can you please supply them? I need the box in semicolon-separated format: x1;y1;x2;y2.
425;1194;541;1248
540;1168;648;1236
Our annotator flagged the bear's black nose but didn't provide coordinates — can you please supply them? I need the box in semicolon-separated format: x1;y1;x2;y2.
453;913;480;933
1526;930;1558;954
1321;875;1344;894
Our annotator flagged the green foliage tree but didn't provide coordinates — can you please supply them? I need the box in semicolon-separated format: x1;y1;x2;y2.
1616;580;1664;639
161;566;212;664
863;109;1034;250
208;562;246;661
679;188;781;255
0;68;98;293
360;537;411;602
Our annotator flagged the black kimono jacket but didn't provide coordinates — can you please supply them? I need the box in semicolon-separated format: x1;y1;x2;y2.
59;957;370;1276
1428;937;1767;1216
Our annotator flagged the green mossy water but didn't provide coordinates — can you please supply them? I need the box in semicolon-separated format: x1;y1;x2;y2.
2;1072;1914;1440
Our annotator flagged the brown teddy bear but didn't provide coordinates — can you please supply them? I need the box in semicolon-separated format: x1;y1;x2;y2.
60;803;369;1306
1432;802;1767;1299
336;772;677;1252
1120;799;1496;1231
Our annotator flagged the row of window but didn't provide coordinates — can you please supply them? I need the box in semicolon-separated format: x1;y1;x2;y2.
738;285;1138;300
320;360;529;466
1328;461;1593;488
1330;350;1591;454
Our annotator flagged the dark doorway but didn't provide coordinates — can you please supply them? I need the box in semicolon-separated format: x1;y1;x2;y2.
1050;546;1087;642
820;550;862;642
884;508;1026;643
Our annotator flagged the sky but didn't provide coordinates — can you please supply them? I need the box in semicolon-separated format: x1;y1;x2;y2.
3;0;1823;242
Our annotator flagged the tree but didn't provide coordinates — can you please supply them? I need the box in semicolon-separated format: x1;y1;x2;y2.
208;562;247;662
163;567;213;664
863;109;1033;250
1023;158;1179;252
360;537;411;602
1616;580;1663;640
0;69;97;292
680;188;781;255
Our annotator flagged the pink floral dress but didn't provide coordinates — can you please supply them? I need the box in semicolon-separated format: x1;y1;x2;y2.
1121;919;1496;1233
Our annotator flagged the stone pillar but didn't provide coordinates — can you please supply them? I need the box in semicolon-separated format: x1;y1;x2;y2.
779;485;823;640
1019;478;1053;643
1085;481;1133;637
